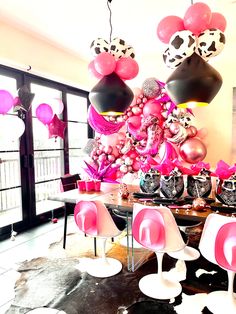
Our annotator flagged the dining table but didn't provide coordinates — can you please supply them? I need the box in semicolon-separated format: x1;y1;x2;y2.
48;181;228;271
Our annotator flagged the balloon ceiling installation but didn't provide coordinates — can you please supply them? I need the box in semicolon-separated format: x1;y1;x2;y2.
157;1;226;108
85;76;209;182
88;0;138;116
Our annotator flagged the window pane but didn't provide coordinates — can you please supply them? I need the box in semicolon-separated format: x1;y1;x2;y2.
68;121;88;148
67;94;87;122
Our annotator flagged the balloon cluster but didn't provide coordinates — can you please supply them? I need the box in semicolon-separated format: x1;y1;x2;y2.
35;100;66;140
157;2;227;69
87;77;209;181
88;37;139;80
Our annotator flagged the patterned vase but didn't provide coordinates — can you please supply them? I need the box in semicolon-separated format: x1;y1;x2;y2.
215;179;236;206
139;169;160;194
187;175;212;198
160;175;184;199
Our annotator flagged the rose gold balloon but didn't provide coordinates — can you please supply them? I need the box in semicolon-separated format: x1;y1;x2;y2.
169;122;181;135
187;125;198;138
179;138;207;164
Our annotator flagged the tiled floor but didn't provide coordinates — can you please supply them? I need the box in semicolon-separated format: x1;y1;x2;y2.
0;215;76;314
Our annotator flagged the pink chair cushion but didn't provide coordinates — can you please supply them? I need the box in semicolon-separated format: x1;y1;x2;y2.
215;222;236;271
74;201;98;236
132;208;165;251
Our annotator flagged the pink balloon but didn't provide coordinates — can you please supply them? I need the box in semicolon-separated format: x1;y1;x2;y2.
0;90;14;114
179;138;207;164
36;103;53;125
159;141;178;163
184;2;212;35
169;122;181;135
94;52;116;76
187;125;198;138
88;60;103;79
157;15;185;44
142;99;163;119
209;12;227;32
115;57;139;80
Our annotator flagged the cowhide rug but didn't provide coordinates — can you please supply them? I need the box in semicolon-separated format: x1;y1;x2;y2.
6;227;233;314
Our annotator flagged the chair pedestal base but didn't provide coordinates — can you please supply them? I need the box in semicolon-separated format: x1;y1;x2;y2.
139;273;182;300
86;257;122;278
206;291;236;314
168;246;200;261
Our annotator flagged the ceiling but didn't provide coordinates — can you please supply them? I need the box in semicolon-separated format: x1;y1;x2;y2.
0;0;235;82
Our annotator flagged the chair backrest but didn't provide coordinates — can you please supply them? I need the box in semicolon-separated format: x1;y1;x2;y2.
199;213;236;267
60;173;80;192
132;203;186;253
74;200;122;238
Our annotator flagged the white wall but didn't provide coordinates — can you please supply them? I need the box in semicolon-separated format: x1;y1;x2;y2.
0;20;235;168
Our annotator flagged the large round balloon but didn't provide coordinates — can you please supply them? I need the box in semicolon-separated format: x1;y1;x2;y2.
94;52;116;76
115;57;139;80
179;137;207;164
90;37;109;57
88;60;103;79
163;47;185;69
168;30;196;59
157;15;185;44
142;99;163;120
195;28;225;60
183;2;212;35
208;12;227;32
0;115;25;141
0;90;14;114
36;103;53;125
109;38;127;60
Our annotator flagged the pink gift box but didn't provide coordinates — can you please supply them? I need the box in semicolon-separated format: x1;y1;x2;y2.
77;180;86;192
85;180;95;192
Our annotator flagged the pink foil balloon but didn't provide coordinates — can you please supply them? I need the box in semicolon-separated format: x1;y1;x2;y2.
180;138;207;164
0;90;14;114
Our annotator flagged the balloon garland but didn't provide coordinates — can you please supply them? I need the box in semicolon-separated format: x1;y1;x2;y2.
86;77;209;180
157;2;227;68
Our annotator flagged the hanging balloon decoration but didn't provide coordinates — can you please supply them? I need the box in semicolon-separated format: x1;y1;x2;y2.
47;114;66;140
13;85;35;119
0;115;25;141
156;2;227;68
0;90;14;114
35;103;54;125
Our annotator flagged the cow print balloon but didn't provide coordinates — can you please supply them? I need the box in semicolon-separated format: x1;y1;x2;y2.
162;47;185;69
196;28;226;60
109;37;127;60
90;38;109;57
168;30;196;60
124;45;135;58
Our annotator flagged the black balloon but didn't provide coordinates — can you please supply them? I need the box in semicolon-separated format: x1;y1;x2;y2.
89;72;134;116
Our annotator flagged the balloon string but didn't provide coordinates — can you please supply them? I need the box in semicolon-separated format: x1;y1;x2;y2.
107;0;113;42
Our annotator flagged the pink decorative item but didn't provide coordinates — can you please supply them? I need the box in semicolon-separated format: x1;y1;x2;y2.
183;2;212;35
88;60;103;79
85;180;95;192
208;12;227;32
94;179;101;192
94;52;116;76
0;90;14;114
157;15;185;44
179;138;207;164
77;180;86;192
48;114;66;140
36;103;53;125
74;201;98;236
115;57;139;80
